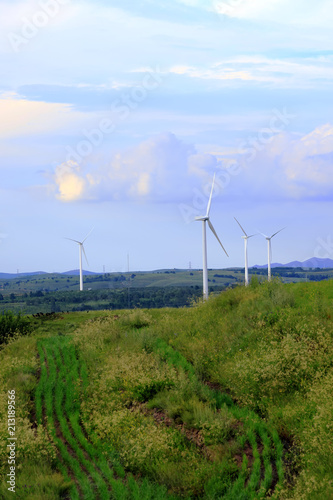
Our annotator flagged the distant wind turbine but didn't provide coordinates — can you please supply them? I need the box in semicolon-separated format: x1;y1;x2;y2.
234;217;256;286
65;228;94;291
260;228;285;282
195;174;228;300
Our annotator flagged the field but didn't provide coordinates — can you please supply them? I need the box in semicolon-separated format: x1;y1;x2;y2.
1;267;333;315
0;279;332;499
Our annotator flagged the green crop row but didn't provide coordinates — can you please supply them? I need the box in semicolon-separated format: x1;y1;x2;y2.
36;336;178;499
150;338;284;499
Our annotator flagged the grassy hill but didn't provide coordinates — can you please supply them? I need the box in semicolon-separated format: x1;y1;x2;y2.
1;267;333;316
0;279;332;499
1;266;333;295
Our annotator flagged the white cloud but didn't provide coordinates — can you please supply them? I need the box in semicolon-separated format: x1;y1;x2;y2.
170;65;254;81
51;133;218;202
0;92;86;138
213;0;333;25
53;161;88;202
229;124;333;200
0;0;79;53
50;125;333;205
280;124;333;195
168;55;333;88
213;0;287;20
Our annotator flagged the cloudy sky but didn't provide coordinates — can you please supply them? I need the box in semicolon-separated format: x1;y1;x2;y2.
1;0;333;273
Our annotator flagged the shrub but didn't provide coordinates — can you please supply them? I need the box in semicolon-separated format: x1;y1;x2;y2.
0;311;32;345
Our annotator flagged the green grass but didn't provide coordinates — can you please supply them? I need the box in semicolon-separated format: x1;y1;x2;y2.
2;267;332;316
34;335;180;499
0;278;332;499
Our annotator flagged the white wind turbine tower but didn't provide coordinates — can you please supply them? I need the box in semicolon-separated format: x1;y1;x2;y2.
195;174;228;300
260;228;285;282
65;228;94;291
234;217;256;286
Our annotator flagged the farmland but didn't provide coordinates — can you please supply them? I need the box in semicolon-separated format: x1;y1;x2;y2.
0;279;332;499
1;267;333;315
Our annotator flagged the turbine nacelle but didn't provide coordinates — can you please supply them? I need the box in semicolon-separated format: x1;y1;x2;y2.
260;227;286;241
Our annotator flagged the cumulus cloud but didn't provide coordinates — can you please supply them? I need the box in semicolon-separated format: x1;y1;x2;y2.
54;162;88;202
52;133;218;202
51;126;333;205
278;124;333;197
228;123;333;200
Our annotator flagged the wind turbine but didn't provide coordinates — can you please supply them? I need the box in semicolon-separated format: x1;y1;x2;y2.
195;174;228;300
234;217;256;286
260;228;285;282
65;228;93;291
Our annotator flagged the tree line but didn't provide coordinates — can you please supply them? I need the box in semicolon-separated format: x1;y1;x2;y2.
0;286;226;314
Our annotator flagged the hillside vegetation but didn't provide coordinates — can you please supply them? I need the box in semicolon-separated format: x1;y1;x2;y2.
1;266;333;315
0;279;332;499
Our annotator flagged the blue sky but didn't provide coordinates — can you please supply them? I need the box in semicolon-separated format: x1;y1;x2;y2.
1;0;333;273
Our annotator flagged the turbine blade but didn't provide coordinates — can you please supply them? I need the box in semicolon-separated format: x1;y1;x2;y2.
82;227;94;243
258;231;268;239
234;217;247;237
247;233;258;239
271;227;286;239
64;237;81;244
206;173;216;217
208;219;229;257
82;244;89;266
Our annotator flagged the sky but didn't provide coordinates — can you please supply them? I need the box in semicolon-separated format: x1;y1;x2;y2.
1;0;333;273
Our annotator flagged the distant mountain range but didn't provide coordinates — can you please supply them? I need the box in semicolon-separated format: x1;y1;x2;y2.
1;258;333;280
0;270;98;280
0;271;48;279
252;257;333;269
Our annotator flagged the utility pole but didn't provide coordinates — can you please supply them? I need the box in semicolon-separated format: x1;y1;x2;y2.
127;253;130;309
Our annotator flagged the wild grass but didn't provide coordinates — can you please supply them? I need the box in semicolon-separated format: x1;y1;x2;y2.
35;335;179;499
71;312;286;498
141;279;333;499
0;278;332;499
